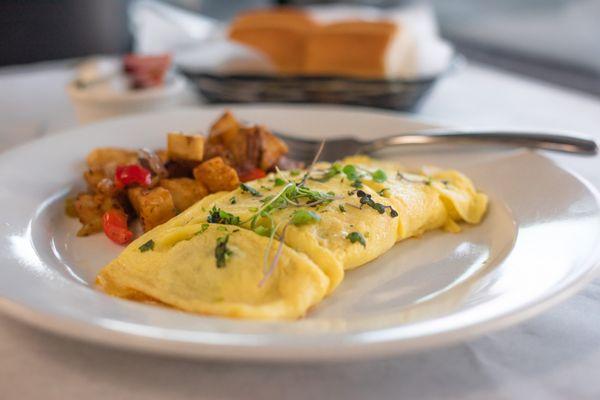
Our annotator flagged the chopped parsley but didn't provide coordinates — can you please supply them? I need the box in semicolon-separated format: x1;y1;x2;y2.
274;177;286;186
138;239;154;252
342;165;359;180
207;206;240;225
229;196;237;204
195;223;210;235
240;183;261;196
215;235;233;268
346;232;366;247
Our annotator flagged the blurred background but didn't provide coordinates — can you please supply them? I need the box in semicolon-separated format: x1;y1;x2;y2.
1;0;598;95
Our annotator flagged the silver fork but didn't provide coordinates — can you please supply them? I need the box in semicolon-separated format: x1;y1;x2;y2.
272;129;598;162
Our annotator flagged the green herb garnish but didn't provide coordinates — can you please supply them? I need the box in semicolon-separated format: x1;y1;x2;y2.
290;169;301;176
372;169;387;183
346;232;366;247
312;163;342;182
342;164;359;180
207;206;240;225
291;210;321;226
351;180;363;189
195;223;210;235
229;196;237;204
138;239;154;252
240;183;261;196
338;204;346;213
253;225;272;237
215;235;233;268
274;177;286;186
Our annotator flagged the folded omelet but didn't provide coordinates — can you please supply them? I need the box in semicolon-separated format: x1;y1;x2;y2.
96;156;487;320
97;224;329;319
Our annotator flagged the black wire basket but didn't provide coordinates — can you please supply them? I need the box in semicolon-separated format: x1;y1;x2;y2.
180;68;449;111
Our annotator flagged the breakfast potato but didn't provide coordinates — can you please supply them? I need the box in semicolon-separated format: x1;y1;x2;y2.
193;156;240;192
86;147;138;173
83;169;107;191
209;110;239;138
74;193;118;236
155;149;169;164
167;132;205;162
128;187;177;231
159;178;208;212
205;112;288;172
257;125;288;170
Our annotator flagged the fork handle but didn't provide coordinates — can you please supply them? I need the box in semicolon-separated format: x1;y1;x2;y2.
361;130;598;155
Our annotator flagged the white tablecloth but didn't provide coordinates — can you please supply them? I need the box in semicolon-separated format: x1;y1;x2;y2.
1;60;600;400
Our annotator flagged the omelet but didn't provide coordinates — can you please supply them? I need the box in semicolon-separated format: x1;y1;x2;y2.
96;156;487;320
161;169;399;287
97;224;329;320
342;155;488;239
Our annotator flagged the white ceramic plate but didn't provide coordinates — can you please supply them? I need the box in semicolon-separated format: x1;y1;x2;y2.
1;105;599;362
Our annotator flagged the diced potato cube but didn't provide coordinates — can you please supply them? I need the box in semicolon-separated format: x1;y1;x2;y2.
209;111;239;140
74;193;117;236
258;125;288;170
193;157;240;193
83;169;107;191
167;132;205;162
159;178;208;212
86;147;138;173
127;187;176;231
155;149;169;164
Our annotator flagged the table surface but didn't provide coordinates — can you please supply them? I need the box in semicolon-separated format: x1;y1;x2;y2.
1;60;600;400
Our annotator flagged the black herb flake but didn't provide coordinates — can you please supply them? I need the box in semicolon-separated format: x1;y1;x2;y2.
215;235;233;268
356;190;398;218
346;232;366;247
138;239;154;252
229;196;237;204
351;180;363;189
240;183;261;197
207;206;241;225
338;204;346;213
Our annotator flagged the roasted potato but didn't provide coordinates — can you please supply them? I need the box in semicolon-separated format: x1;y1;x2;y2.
205;112;288;172
257;125;288;170
127;187;177;231
159;178;208;212
83;169;107;191
86;147;138;174
167;132;205;162
74;193;119;236
193;156;240;192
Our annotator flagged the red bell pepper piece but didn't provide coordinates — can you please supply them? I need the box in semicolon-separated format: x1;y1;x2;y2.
239;168;266;183
114;164;152;189
102;209;133;245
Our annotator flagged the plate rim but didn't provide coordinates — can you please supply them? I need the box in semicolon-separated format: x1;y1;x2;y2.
1;104;600;362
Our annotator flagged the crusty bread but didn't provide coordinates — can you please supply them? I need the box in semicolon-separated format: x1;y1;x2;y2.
228;8;317;74
304;21;399;78
227;8;408;79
